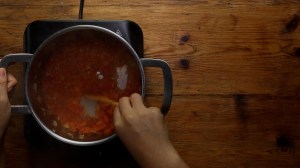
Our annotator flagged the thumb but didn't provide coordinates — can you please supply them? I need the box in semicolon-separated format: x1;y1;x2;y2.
0;68;8;94
113;106;122;129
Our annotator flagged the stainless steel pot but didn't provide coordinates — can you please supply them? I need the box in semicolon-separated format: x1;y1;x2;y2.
0;25;172;146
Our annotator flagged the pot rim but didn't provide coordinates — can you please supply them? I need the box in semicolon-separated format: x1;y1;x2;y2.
25;25;146;146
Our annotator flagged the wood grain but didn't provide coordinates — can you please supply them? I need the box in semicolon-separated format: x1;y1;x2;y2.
1;0;300;167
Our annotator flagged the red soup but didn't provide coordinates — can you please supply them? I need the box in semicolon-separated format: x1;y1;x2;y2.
28;29;142;141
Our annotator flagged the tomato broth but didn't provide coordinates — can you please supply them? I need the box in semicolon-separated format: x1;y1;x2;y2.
28;29;142;142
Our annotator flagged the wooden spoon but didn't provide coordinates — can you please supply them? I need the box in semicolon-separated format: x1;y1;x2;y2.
84;95;118;106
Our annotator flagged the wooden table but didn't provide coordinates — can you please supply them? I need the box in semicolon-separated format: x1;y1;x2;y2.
1;0;300;167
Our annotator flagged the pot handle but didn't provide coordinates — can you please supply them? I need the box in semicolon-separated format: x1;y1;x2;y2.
141;58;173;115
0;53;33;114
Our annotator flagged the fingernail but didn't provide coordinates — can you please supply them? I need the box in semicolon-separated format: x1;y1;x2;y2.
0;68;6;77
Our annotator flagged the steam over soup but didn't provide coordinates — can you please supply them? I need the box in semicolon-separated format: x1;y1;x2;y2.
29;29;142;141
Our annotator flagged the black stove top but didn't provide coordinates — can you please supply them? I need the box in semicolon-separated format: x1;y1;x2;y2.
22;20;143;167
24;20;144;57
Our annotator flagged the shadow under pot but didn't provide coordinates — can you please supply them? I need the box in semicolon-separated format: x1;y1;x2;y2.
0;25;172;146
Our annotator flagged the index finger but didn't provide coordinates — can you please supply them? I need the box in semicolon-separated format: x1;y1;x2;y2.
113;106;122;128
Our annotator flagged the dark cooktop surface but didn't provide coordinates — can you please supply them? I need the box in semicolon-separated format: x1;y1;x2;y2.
22;20;143;167
24;20;144;57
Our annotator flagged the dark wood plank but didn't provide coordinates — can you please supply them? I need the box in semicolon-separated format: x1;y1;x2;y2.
146;95;300;167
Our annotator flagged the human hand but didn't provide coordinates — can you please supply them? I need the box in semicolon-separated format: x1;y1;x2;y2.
114;93;189;168
0;68;17;139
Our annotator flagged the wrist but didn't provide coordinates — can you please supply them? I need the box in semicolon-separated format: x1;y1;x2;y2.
160;144;189;168
136;142;189;168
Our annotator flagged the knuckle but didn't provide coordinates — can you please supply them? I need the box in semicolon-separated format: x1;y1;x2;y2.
148;107;163;117
12;79;17;85
149;107;160;113
123;113;136;123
